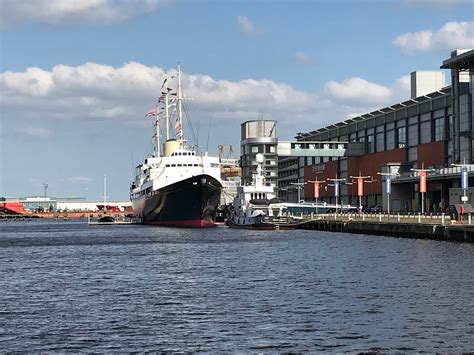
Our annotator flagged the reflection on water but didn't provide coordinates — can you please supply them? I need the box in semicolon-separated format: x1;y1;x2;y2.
1;220;473;352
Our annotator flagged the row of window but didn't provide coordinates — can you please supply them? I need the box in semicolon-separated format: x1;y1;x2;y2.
242;144;277;154
250;193;267;199
362;117;446;154
171;152;195;156
165;164;201;167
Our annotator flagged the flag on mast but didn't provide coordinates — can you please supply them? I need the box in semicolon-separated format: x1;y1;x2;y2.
145;109;159;117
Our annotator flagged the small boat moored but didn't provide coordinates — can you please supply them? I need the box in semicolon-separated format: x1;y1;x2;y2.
225;153;301;230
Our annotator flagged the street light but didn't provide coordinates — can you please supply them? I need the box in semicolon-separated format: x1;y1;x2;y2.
451;158;470;206
307;178;324;205
411;163;435;214
377;171;399;214
350;172;372;212
326;176;346;213
290;182;306;203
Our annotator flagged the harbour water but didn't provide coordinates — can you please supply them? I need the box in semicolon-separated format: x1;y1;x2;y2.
1;220;473;352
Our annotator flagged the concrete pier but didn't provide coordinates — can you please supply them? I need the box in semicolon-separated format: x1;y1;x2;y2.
298;218;474;243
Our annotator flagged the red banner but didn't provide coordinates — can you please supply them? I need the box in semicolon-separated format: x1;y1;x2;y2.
357;178;364;196
419;171;427;193
313;183;320;198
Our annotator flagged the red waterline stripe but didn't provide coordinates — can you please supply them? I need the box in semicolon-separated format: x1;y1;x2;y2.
145;219;215;227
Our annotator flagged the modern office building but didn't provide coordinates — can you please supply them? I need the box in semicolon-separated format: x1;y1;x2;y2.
240;120;278;187
293;49;473;212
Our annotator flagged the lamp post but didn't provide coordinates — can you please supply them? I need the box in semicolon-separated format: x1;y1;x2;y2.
377;171;399;214
350;172;371;212
326;176;346;213
451;158;470;205
307;178;324;205
411;163;435;214
290;182;306;203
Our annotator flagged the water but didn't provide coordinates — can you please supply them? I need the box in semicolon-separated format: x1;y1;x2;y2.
1;220;473;352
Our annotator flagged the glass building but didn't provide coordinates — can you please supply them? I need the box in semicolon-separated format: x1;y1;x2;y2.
294;49;473;212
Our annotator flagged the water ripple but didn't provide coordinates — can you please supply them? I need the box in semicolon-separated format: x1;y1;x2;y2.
0;220;473;352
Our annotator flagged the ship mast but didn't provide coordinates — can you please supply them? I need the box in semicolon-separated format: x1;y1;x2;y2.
164;74;170;141
177;63;184;147
155;105;160;157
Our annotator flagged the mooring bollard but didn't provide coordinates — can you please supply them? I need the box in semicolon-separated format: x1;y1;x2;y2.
378;214;382;222
418;213;421;223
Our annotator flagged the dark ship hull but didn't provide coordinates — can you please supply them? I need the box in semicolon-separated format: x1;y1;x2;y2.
139;174;222;227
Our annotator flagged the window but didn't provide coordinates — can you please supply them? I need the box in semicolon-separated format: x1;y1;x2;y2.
420;121;431;144
397;127;406;148
367;135;374;154
251;146;259;153
376;132;384;152
434;117;445;142
407;125;418;146
386;130;395;150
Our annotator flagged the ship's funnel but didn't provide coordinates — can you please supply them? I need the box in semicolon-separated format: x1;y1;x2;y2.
163;139;179;157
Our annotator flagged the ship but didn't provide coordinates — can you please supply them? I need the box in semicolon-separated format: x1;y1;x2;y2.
130;64;222;227
226;154;301;230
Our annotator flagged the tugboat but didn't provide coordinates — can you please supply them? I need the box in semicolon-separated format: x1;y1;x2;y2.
226;154;300;230
130;64;222;227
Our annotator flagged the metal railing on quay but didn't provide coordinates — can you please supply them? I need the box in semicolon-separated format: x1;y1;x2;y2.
286;210;474;226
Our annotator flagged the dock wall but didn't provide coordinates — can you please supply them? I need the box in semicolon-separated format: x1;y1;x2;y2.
298;219;474;243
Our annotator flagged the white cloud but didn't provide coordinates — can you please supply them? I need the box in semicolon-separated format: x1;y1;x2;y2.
0;0;165;28
393;21;474;53
324;77;392;104
1;62;411;140
294;51;314;65
237;16;264;37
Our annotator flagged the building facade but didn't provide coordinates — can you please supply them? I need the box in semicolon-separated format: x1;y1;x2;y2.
240;120;278;187
295;49;473;212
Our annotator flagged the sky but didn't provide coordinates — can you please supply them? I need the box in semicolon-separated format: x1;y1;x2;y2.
0;0;473;200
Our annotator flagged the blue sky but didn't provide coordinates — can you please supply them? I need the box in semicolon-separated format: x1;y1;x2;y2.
1;0;472;200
